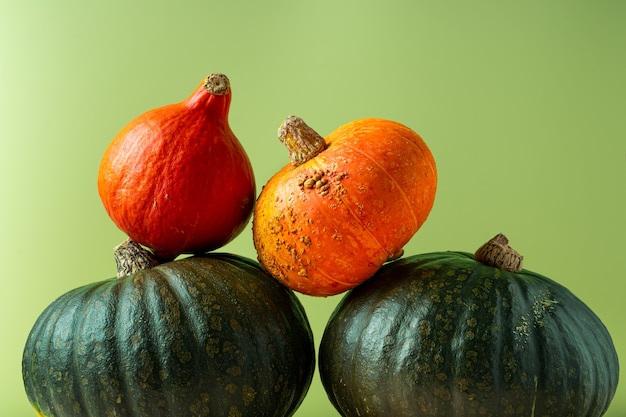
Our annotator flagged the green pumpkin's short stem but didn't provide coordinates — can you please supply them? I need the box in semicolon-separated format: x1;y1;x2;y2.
114;239;162;278
204;73;230;96
278;116;327;166
474;233;523;272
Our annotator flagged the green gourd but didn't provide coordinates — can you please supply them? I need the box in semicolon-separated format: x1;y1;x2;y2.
23;240;315;417
319;234;619;417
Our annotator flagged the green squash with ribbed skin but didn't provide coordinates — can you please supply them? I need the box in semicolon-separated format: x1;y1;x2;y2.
23;253;315;417
319;244;619;417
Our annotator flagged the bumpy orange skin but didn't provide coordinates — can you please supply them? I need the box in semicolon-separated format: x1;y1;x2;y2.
98;77;255;260
253;118;437;296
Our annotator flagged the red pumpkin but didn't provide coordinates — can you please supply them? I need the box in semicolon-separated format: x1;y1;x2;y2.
98;74;255;260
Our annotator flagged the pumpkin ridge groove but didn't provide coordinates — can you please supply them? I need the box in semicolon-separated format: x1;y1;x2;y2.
395;129;438;179
503;274;538;411
345;291;388;415
333;186;389;259
36;305;65;416
487;282;508;402
542;279;615;415
338;141;419;232
143;270;183;414
41;285;95;417
159;261;209;345
313;257;363;288
112;276;145;417
22;290;59;414
68;281;109;417
528;279;576;414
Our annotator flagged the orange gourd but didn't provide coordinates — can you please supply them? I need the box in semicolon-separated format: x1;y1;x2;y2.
98;74;255;260
253;116;437;296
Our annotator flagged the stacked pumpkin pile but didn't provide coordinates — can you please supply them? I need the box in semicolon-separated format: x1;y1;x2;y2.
22;73;618;417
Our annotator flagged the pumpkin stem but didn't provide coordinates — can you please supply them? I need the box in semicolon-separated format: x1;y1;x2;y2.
278;116;327;166
204;73;230;96
114;238;162;278
474;233;523;272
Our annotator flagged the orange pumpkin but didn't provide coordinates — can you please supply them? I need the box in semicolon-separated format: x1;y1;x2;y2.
253;116;437;296
98;74;255;260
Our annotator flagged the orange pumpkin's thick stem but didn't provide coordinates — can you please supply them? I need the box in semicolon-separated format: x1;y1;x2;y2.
474;233;523;272
278;116;327;166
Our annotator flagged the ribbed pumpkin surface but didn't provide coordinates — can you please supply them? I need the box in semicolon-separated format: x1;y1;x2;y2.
253;117;437;296
23;254;314;417
319;251;619;417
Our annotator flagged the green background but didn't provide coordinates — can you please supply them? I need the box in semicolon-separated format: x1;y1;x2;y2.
2;0;624;415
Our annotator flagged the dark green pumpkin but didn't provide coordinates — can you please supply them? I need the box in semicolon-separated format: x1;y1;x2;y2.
319;237;619;417
23;251;315;417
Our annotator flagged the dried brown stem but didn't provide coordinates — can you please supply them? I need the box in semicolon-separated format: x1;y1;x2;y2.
114;238;162;278
204;73;230;96
278;116;327;166
474;233;523;272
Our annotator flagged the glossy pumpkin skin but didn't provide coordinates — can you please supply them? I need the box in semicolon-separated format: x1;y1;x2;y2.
23;254;314;417
319;252;619;417
98;74;255;260
253;118;437;296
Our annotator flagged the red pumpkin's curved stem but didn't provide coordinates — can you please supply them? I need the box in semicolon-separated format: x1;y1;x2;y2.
278;116;327;166
474;233;524;272
114;239;162;278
